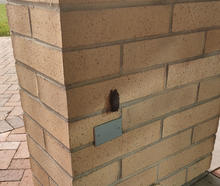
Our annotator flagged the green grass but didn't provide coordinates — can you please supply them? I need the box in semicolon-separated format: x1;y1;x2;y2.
0;4;10;36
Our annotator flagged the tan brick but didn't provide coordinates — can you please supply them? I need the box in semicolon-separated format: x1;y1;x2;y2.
123;32;204;73
205;29;220;53
69;111;121;149
23;0;59;3
30;158;50;186
44;132;72;175
24;115;45;149
123;84;197;130
122;120;161;154
61;6;170;48
16;64;38;97
63;45;120;84
159;170;186;186
72;121;160;176
49;178;58;186
122;129;191;177
60;0;153;4
158;137;215;179
173;2;220;32
11;35;64;84
30;8;62;47
73;162;119;186
192;118;219;143
27;136;73;186
6;4;31;36
163;98;220;137
32;176;42;186
187;156;212;181
198;77;220;101
37;75;68;118
167;55;220;88
118;166;157;186
68;68;165;118
20;90;70;148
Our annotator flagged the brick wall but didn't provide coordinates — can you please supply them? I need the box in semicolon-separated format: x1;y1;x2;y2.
7;0;220;185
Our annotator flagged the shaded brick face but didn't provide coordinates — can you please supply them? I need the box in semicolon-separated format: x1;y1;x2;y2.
7;0;220;185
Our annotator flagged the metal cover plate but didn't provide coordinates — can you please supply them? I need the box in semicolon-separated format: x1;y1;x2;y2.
94;117;122;146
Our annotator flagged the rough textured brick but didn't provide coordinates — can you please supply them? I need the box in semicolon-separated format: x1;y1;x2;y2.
61;6;170;47
163;98;220;137
158;137;215;179
198;77;220;101
118;166;157;186
173;2;220;32
205;29;220;53
122;129;191;177
27;136;73;186
187;156;212;181
60;0;154;4
24;115;45;149
192;118;219;143
32;176;42;186
167;55;220;88
49;178;58;186
12;35;64;84
122;120;161;154
68;68;164;118
159;170;186;186
37;75;68;118
122;84;197;130
73;162;119;186
44;132;72;175
63;45;120;84
69;111;121;149
16;64;38;97
123;32;204;73
30;8;62;47
71;121;160;176
30;158;50;186
7;4;31;36
20;90;70;148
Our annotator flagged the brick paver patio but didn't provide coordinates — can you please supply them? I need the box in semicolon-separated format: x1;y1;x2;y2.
0;37;33;185
0;36;219;185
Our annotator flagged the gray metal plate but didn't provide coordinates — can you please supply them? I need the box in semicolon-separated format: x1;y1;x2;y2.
94;117;122;146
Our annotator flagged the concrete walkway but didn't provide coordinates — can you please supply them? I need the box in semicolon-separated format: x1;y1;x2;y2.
0;37;219;185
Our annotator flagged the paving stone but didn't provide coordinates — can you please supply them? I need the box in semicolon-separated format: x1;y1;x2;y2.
0;182;20;186
9;159;30;170
0;132;10;142
0;121;13;133
212;168;220;178
19;169;34;186
11;127;25;134
7;134;26;142
14;142;29;159
6;117;24;129
0;150;16;169
0;170;24;182
0;142;20;150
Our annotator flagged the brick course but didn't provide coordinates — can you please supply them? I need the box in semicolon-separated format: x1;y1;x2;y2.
7;0;220;185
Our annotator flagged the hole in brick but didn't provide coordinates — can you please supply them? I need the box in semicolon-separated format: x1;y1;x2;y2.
109;89;119;112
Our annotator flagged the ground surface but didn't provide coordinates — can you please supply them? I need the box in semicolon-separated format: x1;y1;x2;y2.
0;37;33;185
0;37;220;185
0;5;10;37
